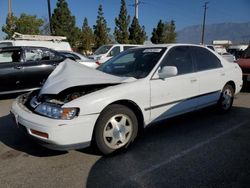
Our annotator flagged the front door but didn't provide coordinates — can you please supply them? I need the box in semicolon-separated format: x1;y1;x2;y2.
149;46;199;122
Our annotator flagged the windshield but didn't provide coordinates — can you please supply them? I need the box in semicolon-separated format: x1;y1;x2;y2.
242;46;250;58
94;45;113;55
98;47;166;79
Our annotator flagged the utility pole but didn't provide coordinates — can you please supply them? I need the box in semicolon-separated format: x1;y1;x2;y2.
135;0;139;19
8;0;12;17
47;0;53;34
201;2;208;44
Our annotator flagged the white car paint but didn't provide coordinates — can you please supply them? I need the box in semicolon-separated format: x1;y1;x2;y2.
11;44;243;151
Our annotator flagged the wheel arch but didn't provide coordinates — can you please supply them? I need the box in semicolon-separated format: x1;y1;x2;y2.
109;100;145;134
225;81;236;92
92;99;145;140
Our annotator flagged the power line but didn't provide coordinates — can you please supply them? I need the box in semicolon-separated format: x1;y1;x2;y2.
201;2;208;44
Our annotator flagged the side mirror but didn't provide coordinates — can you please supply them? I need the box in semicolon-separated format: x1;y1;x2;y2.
158;66;178;79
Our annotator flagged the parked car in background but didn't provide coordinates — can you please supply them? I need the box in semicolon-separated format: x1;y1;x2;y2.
89;44;141;64
236;45;250;83
11;44;242;155
206;45;235;62
227;45;248;60
0;46;65;95
0;32;72;51
59;51;98;68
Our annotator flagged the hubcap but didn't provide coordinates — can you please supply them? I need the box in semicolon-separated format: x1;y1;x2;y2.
222;88;233;110
103;114;133;149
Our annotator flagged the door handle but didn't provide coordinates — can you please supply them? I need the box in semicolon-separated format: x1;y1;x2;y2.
221;72;225;76
190;78;197;83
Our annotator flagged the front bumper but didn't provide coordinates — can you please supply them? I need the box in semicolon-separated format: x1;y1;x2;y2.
10;95;99;150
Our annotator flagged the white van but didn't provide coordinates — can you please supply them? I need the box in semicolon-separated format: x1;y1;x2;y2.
89;44;141;64
0;32;72;51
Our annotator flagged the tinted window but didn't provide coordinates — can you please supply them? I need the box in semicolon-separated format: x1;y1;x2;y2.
193;47;222;71
98;48;166;79
161;46;194;75
24;48;62;62
242;46;250;58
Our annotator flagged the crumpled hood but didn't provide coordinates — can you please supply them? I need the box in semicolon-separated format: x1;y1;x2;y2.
39;59;134;95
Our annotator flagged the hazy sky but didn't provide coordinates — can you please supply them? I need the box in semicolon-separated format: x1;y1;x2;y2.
0;0;250;39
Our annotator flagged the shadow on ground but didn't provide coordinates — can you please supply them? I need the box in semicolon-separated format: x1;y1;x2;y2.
86;106;250;188
241;80;250;92
0;114;66;157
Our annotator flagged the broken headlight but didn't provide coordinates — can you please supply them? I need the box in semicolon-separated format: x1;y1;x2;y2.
35;103;79;120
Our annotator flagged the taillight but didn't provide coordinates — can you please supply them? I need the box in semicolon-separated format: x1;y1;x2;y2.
95;61;101;66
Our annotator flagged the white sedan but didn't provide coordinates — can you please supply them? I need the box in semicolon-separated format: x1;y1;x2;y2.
11;44;243;155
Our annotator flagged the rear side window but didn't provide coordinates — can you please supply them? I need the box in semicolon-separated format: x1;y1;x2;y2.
161;46;194;75
193;47;222;71
24;48;63;62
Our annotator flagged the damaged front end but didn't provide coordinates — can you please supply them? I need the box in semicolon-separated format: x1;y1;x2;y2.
23;84;117;120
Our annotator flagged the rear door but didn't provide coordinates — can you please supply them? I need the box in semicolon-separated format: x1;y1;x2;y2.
20;47;64;90
191;46;225;108
0;48;24;93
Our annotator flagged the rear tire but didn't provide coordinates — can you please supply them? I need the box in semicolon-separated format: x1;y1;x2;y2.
94;104;138;155
217;84;234;112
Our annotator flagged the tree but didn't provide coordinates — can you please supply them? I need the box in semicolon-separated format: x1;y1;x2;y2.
15;13;44;35
2;14;17;39
2;13;43;39
114;0;130;44
128;17;147;44
164;20;177;43
93;5;110;48
81;17;94;55
151;19;176;44
151;19;165;44
51;0;80;48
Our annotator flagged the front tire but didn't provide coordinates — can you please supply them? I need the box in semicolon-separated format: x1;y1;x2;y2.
94;104;138;155
217;84;234;112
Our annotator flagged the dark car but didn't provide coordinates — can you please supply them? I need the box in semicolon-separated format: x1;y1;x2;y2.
0;46;65;95
236;45;250;83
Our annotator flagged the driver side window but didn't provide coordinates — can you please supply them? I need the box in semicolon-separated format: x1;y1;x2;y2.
161;46;194;75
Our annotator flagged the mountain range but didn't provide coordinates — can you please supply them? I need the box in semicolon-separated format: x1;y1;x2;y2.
177;22;250;44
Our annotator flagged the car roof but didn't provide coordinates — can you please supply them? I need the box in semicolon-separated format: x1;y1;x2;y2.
132;43;208;50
